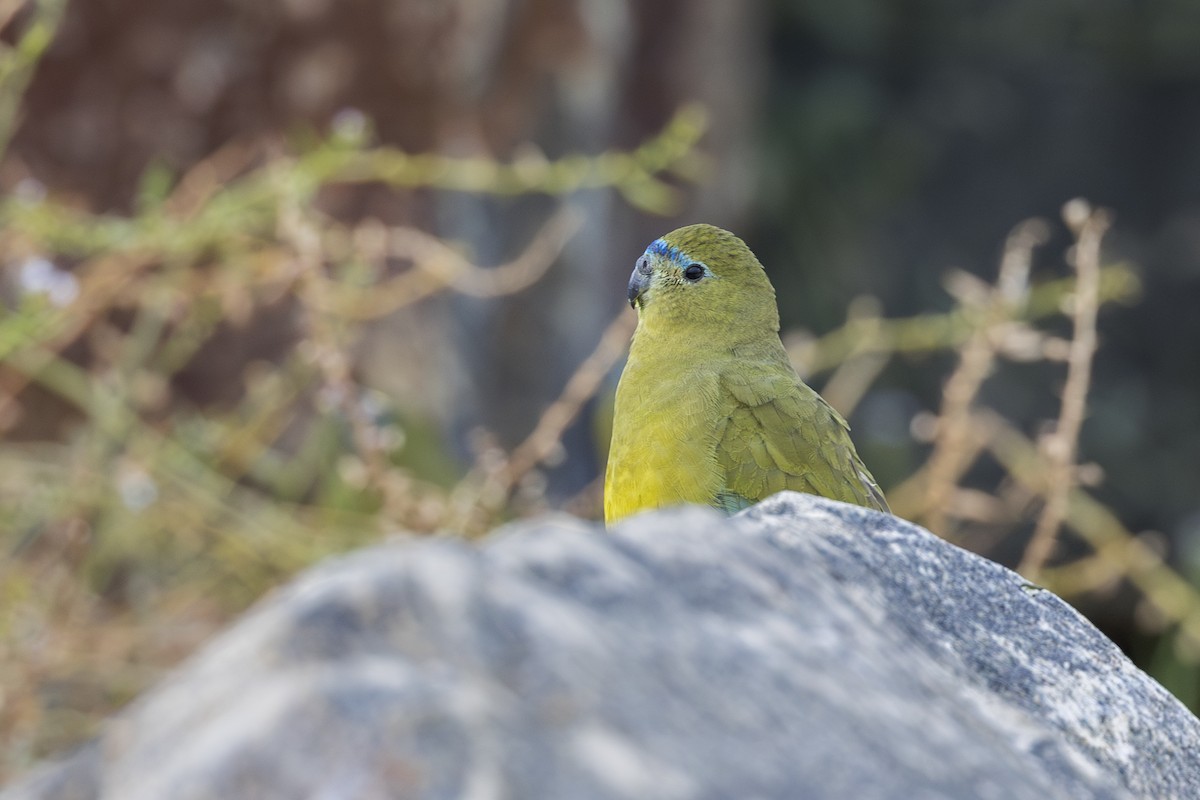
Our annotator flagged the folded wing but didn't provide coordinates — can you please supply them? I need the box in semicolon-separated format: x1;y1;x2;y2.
715;367;889;513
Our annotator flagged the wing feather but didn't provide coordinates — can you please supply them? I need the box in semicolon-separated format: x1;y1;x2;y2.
714;364;889;512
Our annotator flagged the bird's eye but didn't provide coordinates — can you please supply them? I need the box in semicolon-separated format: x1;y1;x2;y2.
683;263;705;282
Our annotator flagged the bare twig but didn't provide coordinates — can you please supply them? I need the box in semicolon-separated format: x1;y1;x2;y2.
787;262;1137;376
920;219;1048;535
452;309;636;533
0;251;158;417
1018;201;1108;577
505;310;636;483
278;184;392;504
0;0;67;158
318;104;709;214
305;208;581;320
164;139;264;220
884;431;990;521
0;99;712;778
979;408;1200;653
817;297;891;417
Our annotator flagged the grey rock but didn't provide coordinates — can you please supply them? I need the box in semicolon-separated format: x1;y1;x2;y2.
6;493;1199;799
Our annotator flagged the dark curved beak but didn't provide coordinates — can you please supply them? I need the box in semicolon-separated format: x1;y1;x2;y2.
627;256;652;308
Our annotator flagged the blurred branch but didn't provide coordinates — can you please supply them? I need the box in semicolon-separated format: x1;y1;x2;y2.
0;252;158;417
0;91;711;776
0;103;706;262
0;0;66;159
789;262;1139;378
314;103;710;213
277;178;393;511
504;311;636;485
162;140;265;220
452;309;637;534
871;207;1135;558
1019;201;1109;577
308;207;581;320
920;219;1048;536
981;409;1200;655
817;296;891;417
2;341;325;560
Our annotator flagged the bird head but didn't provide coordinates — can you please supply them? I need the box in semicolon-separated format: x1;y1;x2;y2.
627;223;780;337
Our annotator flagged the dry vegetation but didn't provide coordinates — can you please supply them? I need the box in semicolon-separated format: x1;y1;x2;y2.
1;0;1197;784
0;91;706;775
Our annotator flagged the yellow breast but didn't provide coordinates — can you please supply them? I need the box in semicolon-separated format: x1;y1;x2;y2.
604;356;723;524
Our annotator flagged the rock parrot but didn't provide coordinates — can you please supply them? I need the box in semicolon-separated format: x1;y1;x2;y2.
604;223;889;524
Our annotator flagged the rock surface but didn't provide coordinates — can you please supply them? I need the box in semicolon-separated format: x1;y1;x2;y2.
6;493;1200;800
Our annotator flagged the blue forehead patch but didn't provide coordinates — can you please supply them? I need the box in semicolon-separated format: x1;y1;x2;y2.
646;238;685;264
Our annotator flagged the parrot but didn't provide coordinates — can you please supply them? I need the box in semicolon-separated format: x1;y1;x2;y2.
604;223;889;524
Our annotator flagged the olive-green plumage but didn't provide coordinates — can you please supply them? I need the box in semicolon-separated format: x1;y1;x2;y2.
604;223;888;524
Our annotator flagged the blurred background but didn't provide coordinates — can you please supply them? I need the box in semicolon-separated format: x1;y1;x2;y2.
3;0;1200;780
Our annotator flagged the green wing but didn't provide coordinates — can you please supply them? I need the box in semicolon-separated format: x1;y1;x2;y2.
714;365;889;513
